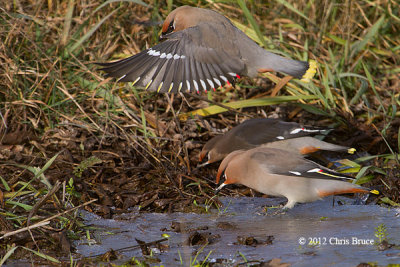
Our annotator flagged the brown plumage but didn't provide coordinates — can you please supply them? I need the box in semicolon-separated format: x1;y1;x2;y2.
260;136;352;155
216;147;376;209
98;6;316;93
199;118;329;164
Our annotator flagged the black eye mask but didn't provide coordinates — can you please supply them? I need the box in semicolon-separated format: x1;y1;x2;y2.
164;20;175;35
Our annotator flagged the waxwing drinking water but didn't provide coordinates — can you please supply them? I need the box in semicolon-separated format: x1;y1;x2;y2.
98;6;316;93
215;147;377;209
199;118;336;165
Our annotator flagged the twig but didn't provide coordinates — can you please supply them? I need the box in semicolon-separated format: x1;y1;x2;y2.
0;222;50;240
27;180;62;226
0;199;97;240
165;93;190;171
26;180;62;250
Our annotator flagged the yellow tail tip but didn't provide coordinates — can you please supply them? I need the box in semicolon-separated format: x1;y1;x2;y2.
370;189;379;195
347;148;356;154
301;60;317;82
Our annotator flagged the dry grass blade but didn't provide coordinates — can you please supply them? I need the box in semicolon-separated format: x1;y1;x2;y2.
93;0;149;14
27;181;62;226
0;199;97;240
274;0;315;25
0;221;50;241
68;8;119;53
60;0;75;46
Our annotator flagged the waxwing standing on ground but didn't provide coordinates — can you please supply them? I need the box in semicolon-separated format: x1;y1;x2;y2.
199;118;342;165
259;136;354;155
215;147;378;209
98;6;316;93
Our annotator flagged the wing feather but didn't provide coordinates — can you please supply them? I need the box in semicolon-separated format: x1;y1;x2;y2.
251;150;354;181
98;24;246;93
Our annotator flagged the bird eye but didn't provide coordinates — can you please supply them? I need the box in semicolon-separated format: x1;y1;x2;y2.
164;20;175;35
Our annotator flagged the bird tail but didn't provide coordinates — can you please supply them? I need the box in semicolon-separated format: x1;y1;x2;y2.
273;57;316;81
258;51;317;81
317;185;379;198
300;60;317;82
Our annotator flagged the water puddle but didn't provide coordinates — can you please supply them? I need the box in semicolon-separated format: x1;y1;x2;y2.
75;197;400;265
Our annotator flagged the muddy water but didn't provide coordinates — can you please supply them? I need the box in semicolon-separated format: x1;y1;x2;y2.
75;197;400;266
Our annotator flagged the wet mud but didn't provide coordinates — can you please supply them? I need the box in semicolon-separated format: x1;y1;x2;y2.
75;196;400;266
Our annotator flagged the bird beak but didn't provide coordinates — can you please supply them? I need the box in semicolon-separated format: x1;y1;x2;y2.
215;183;226;194
196;162;209;168
215;173;227;194
197;152;210;168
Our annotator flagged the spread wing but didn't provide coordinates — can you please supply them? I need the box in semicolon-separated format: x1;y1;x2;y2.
98;24;246;93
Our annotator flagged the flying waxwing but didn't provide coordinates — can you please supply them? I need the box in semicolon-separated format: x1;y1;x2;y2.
98;6;317;93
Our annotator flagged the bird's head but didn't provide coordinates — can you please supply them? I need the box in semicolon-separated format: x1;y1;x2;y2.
160;6;199;39
160;6;224;40
199;135;224;164
215;150;244;184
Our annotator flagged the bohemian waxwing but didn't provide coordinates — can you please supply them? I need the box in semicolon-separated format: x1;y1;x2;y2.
260;136;354;155
215;147;377;209
199;118;328;164
98;6;317;93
